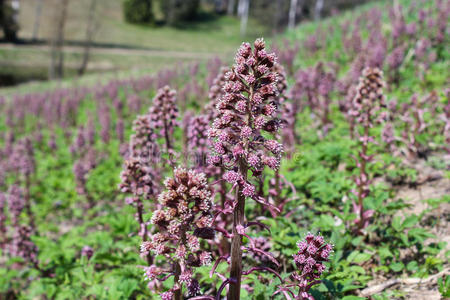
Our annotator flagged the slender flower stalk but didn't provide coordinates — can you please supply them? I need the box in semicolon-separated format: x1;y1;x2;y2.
187;114;212;172
5;185;39;268
349;67;386;233
208;38;283;300
149;86;179;158
119;114;161;264
9;138;36;229
73;148;98;208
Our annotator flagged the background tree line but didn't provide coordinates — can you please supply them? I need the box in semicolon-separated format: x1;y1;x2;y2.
0;0;19;41
123;0;373;32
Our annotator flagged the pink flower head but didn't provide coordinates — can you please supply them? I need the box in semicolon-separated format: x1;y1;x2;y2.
144;168;213;296
286;233;334;298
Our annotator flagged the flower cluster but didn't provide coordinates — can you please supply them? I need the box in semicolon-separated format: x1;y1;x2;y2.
98;100;111;144
206;66;230;123
70;126;87;156
141;168;214;298
149;86;179;151
119;157;160;204
290;62;336;135
9;138;35;178
350;67;386;126
187;114;211;171
271;40;300;75
73;148;98;207
293;234;332;299
120;114;161;204
208;38;283;197
130;115;160;163
275;233;333;300
4;186;39;266
206;56;223;88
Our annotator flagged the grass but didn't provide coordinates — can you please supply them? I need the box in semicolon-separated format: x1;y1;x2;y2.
0;0;267;90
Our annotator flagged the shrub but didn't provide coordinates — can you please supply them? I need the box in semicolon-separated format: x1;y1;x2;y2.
123;0;154;24
159;0;200;25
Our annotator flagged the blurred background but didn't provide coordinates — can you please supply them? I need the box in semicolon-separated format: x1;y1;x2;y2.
0;0;372;88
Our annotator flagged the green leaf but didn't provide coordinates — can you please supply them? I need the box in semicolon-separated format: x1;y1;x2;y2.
403;215;419;228
390;262;404;272
378;247;393;260
348;251;372;264
392;216;403;231
406;261;419;272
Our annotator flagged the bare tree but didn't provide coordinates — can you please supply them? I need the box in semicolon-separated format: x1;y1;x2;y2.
49;0;69;80
227;0;235;15
32;0;43;41
237;0;244;17
288;0;298;29
78;0;98;75
239;0;249;36
314;0;324;21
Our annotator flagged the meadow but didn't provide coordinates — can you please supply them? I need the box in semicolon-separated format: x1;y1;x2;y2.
0;0;449;299
0;0;264;87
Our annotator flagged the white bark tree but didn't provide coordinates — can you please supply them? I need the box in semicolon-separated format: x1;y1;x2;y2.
288;0;298;29
32;0;43;41
239;0;249;36
314;0;324;21
227;0;235;15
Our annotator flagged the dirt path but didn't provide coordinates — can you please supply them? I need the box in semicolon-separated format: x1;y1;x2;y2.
0;43;224;59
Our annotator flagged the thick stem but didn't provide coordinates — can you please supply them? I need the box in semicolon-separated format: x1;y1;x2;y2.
227;160;248;300
173;262;182;300
228;70;253;300
218;168;231;256
174;226;187;300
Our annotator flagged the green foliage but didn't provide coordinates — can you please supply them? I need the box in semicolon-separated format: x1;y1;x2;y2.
158;0;200;25
123;0;154;24
438;275;450;297
0;0;19;41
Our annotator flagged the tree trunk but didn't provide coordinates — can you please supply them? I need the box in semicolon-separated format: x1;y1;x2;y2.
167;0;177;25
227;0;235;15
49;0;69;80
32;0;43;41
239;0;249;36
288;0;298;29
314;0;324;21
78;0;98;75
237;0;244;17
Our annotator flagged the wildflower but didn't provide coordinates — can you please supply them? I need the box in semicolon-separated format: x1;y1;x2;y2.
142;168;214;298
275;233;333;300
349;67;386;232
148;86;179;151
